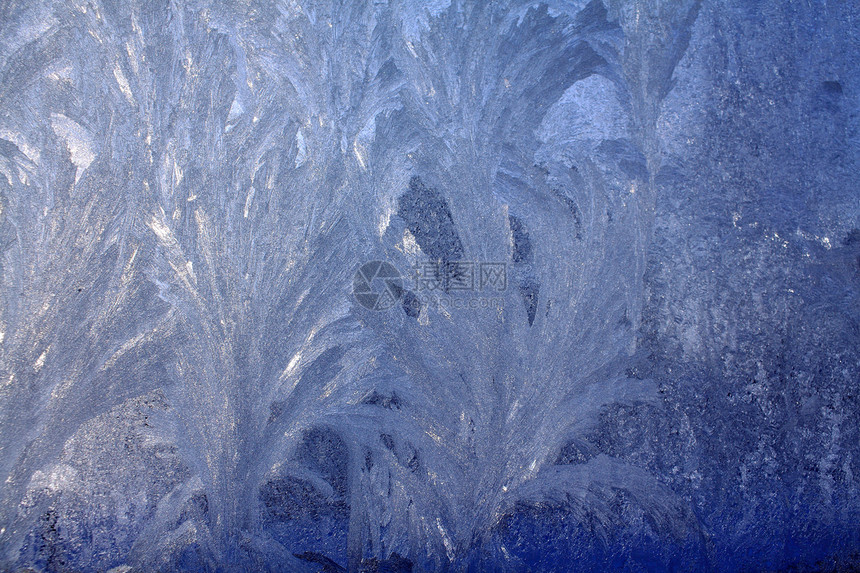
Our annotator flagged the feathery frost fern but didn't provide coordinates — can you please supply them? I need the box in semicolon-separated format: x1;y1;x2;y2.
0;0;702;570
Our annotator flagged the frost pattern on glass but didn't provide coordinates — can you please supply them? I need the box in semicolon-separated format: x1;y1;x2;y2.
0;0;858;571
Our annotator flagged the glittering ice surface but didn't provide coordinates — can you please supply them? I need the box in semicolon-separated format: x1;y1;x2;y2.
0;1;858;571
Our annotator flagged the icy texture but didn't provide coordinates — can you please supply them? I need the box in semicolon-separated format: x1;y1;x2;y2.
0;0;858;571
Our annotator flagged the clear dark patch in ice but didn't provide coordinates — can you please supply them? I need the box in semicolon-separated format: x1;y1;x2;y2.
519;276;540;326
397;176;464;266
508;214;533;265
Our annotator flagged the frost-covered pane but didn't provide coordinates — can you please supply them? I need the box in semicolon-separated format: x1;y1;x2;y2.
0;1;858;571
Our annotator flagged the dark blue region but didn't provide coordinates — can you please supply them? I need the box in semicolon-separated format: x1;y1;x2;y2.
397;175;465;292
